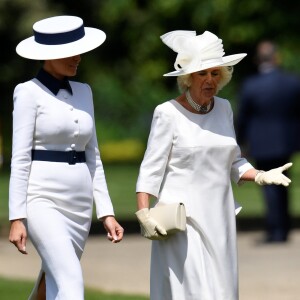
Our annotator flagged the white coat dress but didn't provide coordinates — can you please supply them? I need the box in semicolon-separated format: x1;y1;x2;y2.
136;98;253;300
9;77;114;299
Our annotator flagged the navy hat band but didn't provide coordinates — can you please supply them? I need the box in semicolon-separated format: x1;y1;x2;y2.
34;24;85;45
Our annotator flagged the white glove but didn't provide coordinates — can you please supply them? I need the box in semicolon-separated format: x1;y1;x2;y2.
135;208;168;240
255;163;293;186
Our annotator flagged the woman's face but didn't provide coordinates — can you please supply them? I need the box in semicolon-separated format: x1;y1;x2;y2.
189;67;221;101
43;55;81;80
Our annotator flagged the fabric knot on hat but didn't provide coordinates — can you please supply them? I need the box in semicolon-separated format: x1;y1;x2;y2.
160;30;247;76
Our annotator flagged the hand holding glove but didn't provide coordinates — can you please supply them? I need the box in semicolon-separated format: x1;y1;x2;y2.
135;208;168;240
255;162;293;187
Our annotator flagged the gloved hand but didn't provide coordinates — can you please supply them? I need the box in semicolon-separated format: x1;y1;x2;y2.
135;208;168;240
255;162;293;186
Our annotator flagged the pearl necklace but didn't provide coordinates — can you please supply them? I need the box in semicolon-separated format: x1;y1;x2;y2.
185;89;212;113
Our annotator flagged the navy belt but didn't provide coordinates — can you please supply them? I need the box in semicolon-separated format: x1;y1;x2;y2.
31;150;86;165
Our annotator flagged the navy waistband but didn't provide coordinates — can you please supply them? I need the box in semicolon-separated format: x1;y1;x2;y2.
31;150;86;165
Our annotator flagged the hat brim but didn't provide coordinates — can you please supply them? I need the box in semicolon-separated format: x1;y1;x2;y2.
16;27;106;60
163;53;247;76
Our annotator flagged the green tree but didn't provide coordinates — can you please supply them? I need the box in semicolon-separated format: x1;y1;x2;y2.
2;0;300;166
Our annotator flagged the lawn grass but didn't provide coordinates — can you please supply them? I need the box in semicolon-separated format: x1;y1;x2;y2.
0;277;148;300
1;153;300;230
103;163;140;220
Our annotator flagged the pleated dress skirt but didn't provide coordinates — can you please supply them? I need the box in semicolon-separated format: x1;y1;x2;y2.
26;160;93;299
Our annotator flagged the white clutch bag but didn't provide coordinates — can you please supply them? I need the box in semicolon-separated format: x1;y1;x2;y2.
149;202;186;234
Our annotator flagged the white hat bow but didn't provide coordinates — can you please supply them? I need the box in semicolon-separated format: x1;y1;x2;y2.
160;30;246;76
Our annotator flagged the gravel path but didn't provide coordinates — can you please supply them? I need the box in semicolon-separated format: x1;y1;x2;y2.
1;230;300;299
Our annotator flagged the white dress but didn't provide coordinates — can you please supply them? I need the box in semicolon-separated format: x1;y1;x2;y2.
136;98;253;300
9;78;114;299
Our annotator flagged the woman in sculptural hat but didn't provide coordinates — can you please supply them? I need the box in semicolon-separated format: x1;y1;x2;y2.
135;30;292;299
8;15;124;299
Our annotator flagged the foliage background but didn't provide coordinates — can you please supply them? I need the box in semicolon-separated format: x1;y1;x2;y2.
1;0;300;165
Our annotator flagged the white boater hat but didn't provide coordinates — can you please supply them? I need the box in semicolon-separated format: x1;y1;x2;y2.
16;15;106;60
161;30;247;76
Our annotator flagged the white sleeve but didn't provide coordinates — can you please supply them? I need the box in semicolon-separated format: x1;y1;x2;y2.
136;105;174;197
9;83;37;220
84;84;114;219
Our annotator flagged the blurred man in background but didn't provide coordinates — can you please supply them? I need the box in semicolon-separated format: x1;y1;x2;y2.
237;40;300;243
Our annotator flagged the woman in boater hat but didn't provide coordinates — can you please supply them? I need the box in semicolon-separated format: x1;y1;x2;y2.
8;15;124;299
135;30;292;299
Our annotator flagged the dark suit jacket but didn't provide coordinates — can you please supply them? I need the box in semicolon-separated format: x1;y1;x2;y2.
237;68;300;160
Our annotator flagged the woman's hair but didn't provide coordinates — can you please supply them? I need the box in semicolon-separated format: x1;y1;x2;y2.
177;66;234;93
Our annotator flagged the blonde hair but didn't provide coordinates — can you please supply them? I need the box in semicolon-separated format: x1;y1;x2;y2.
177;66;234;93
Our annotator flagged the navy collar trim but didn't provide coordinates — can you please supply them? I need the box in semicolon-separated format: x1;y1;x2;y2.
35;68;73;95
